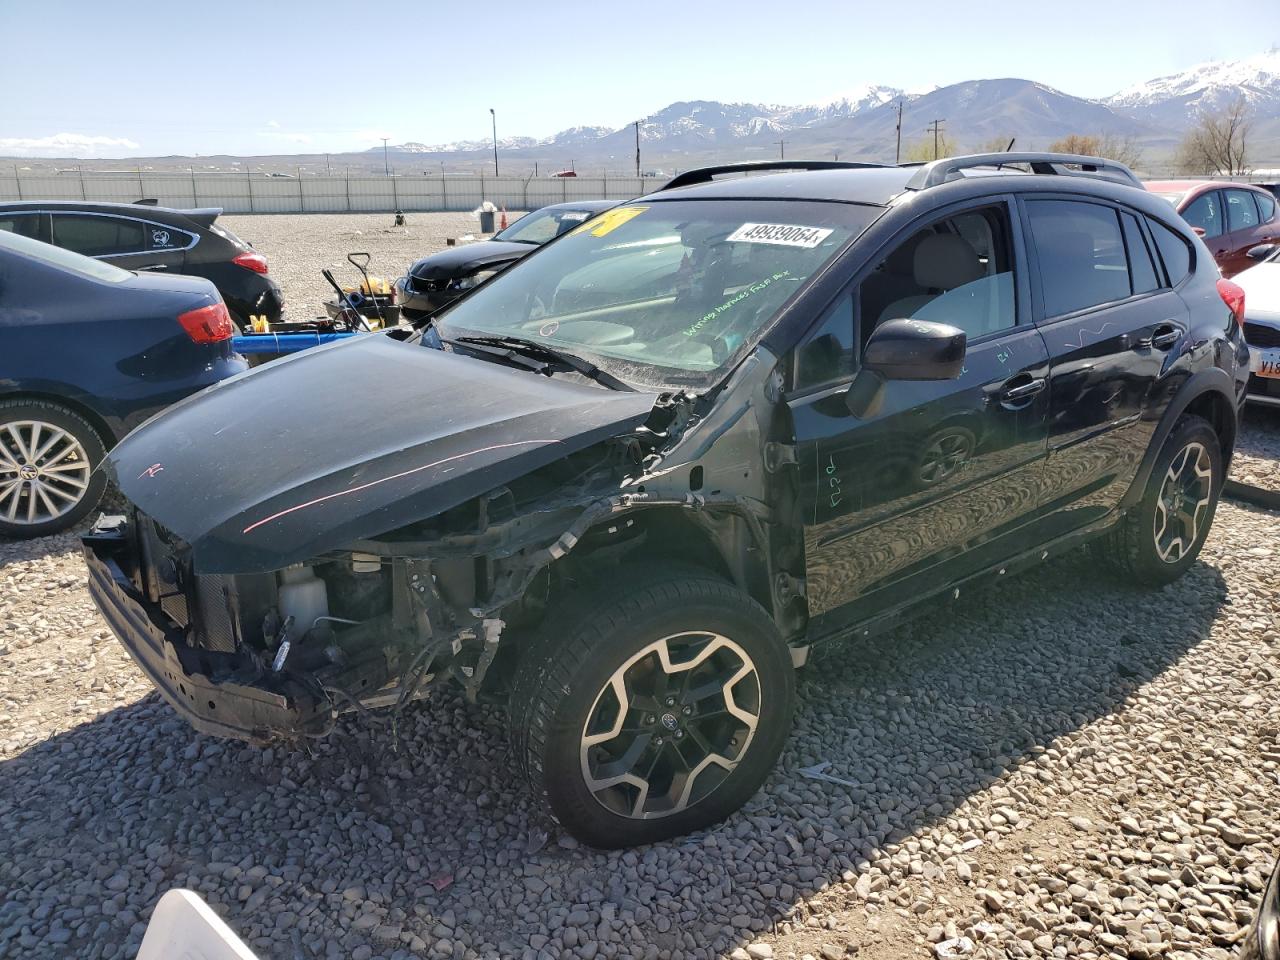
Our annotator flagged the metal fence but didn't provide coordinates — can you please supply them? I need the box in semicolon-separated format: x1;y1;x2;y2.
0;171;663;214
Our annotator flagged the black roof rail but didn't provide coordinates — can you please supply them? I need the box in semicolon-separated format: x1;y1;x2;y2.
133;198;159;205
905;152;1142;190
663;160;888;191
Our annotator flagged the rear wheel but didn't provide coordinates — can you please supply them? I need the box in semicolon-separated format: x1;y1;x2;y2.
0;400;108;539
509;567;795;848
1095;415;1222;585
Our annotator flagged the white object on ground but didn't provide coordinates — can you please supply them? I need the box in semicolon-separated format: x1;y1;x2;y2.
934;936;975;958
138;889;259;960
796;761;860;788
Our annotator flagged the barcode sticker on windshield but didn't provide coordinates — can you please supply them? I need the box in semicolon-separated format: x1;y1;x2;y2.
727;223;833;248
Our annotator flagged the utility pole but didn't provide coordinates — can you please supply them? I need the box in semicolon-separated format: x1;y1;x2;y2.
634;120;642;177
895;100;904;164
926;119;946;160
381;138;389;175
489;108;499;177
775;139;787;160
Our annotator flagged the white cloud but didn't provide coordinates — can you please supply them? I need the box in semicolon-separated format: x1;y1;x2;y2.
0;133;141;158
267;119;281;128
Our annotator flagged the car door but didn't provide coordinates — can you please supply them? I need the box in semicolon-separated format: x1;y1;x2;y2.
786;197;1051;634
50;213;188;273
1179;189;1228;270
1022;197;1189;534
1221;188;1265;277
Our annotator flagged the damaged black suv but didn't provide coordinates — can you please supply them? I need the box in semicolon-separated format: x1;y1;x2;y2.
85;155;1249;848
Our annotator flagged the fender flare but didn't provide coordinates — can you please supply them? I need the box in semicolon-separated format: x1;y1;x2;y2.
1118;367;1239;510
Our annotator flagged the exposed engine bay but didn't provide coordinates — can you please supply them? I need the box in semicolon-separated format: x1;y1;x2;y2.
84;346;809;744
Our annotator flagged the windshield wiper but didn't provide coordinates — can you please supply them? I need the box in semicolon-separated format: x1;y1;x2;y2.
450;335;635;392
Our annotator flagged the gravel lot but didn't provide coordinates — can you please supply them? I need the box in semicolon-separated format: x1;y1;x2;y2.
220;212;527;319
2;214;1279;960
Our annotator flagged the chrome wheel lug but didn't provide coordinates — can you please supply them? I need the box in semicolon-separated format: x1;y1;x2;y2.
681;706;692;716
664;697;675;707
644;714;655;725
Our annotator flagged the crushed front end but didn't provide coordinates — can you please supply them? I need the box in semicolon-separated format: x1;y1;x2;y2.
82;427;693;744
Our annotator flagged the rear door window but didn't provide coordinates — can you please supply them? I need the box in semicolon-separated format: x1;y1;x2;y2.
1026;200;1131;317
51;214;146;257
1181;191;1224;239
1120;212;1160;295
1225;189;1261;232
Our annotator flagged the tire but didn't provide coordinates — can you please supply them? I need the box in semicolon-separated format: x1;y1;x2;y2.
0;399;109;539
509;566;796;848
1095;414;1222;586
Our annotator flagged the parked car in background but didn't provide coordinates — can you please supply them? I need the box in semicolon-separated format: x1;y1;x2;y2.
395;200;617;320
1144;180;1280;277
0;200;284;329
86;154;1247;848
0;230;246;538
1233;241;1280;407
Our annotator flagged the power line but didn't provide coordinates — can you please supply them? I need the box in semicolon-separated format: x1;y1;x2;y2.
775;139;787;160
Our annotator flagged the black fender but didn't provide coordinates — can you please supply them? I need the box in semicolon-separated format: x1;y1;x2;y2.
1118;366;1238;510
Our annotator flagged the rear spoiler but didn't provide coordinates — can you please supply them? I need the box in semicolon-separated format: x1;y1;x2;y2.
178;207;223;228
128;199;223;228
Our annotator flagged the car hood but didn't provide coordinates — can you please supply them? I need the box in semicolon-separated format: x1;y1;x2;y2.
105;334;659;574
407;240;532;280
1235;261;1280;323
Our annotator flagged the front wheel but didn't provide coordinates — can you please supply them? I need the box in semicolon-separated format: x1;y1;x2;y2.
1095;414;1222;585
509;567;796;848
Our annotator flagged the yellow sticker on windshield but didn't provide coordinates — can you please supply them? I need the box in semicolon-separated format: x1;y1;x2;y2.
571;205;648;237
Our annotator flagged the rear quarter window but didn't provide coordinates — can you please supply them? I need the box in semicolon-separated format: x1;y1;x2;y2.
1147;218;1192;286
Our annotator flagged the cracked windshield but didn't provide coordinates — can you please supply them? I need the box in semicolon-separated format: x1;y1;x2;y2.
435;200;873;384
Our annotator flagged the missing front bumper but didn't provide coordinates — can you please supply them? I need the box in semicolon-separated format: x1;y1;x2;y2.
82;516;331;743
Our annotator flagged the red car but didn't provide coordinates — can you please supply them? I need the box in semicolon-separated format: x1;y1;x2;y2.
1145;180;1280;277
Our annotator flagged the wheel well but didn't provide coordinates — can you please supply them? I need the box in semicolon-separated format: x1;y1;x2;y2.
1183;389;1236;466
571;506;775;618
0;391;118;452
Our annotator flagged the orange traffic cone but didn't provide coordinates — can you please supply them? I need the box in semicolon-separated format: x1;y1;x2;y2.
499;206;508;230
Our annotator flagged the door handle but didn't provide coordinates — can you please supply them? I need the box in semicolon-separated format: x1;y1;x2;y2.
136;264;168;272
1138;323;1182;350
999;377;1046;402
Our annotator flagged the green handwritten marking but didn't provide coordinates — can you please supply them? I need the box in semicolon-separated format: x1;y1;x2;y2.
682;270;792;337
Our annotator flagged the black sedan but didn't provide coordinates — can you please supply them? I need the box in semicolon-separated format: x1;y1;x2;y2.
0;230;247;538
0;200;285;329
395;199;617;320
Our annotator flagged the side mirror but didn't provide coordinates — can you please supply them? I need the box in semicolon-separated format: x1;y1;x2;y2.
845;319;966;418
1248;243;1276;262
863;318;967;381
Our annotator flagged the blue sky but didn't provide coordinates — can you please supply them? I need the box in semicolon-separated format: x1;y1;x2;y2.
1;0;1277;158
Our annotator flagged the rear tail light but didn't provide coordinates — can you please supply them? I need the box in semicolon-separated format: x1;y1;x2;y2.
178;302;234;344
232;250;269;274
1217;278;1246;329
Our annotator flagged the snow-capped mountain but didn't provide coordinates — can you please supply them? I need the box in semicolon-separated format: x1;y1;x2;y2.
1106;48;1280;126
362;50;1280;171
776;84;904;127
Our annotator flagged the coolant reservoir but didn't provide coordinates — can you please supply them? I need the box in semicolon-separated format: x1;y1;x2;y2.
277;564;329;634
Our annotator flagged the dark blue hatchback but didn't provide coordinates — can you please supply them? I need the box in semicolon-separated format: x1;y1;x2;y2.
0;230;247;537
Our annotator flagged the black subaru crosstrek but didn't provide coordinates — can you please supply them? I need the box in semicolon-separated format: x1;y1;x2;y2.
0;200;284;328
83;155;1249;848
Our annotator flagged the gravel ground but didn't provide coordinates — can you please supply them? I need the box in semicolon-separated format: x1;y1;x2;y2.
1234;405;1280;492
220;212;526;320
2;214;1279;960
